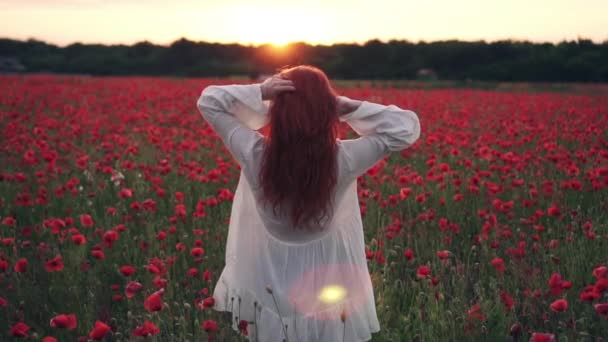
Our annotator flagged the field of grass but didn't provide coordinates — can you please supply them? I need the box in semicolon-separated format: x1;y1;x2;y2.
0;74;607;341
336;79;608;95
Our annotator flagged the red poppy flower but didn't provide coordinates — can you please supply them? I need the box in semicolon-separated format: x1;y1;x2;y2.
399;187;412;199
491;257;506;273
201;319;218;332
594;303;608;317
547;204;560;217
143;199;157;212
403;248;415;261
119;265;136;277
14;258;27;273
89;321;111;340
238;319;248;335
416;265;431;279
10;322;30;337
499;290;514;311
174;204;187;219
593;266;607;279
190;247;205;258
125;281;143;298
50;314;77;330
80;214;94;227
550;299;568;312
71;234;87;245
548;273;570;296
531;332;555;342
144;291;164;312
187;267;199;277
436;250;450;262
102;229;118;248
44;255;64;272
579;288;600;302
91;249;105;259
200;296;215;309
595;278;608;293
132;321;160;337
467;303;485;321
2;216;16;226
118;188;134;198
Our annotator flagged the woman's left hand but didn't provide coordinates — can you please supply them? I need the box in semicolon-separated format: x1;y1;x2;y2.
260;75;295;100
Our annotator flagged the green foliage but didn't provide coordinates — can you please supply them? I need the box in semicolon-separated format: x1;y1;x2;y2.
1;37;607;81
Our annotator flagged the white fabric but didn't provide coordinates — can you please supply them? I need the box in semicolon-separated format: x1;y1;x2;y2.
196;83;420;342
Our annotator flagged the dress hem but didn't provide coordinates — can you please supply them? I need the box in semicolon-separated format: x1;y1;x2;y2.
212;274;381;342
212;305;381;342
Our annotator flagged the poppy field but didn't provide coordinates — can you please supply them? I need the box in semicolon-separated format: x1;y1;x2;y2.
0;74;607;341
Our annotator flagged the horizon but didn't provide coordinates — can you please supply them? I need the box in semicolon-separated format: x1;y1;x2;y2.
1;0;607;47
3;35;605;49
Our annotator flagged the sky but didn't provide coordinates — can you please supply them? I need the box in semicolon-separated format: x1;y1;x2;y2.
0;0;606;46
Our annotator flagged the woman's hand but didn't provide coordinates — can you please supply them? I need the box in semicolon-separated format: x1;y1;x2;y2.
336;95;362;116
260;75;296;100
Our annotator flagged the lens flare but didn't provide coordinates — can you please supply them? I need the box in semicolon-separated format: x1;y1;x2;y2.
287;263;372;320
318;285;347;304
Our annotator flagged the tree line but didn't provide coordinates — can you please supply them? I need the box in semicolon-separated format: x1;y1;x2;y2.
1;37;607;82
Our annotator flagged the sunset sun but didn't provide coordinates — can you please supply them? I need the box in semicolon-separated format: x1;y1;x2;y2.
231;7;328;46
1;0;607;340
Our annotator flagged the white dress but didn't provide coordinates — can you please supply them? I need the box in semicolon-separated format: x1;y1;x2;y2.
196;83;421;342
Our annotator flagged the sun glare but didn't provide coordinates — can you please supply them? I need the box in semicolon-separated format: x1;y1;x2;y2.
231;6;328;46
318;285;347;304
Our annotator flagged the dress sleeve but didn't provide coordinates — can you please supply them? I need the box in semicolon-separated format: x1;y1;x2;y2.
338;96;421;179
196;84;270;168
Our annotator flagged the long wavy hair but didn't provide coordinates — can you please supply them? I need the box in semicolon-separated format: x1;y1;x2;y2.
259;65;340;231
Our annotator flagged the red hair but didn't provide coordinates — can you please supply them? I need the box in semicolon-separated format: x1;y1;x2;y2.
259;65;340;230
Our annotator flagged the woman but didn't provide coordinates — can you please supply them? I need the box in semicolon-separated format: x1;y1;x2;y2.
196;65;420;341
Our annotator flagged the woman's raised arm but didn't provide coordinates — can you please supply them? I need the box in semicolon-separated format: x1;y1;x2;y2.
337;95;420;151
197;83;270;131
196;83;269;168
336;95;421;179
195;76;295;168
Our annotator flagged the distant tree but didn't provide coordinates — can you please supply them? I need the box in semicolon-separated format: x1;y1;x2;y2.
0;37;606;81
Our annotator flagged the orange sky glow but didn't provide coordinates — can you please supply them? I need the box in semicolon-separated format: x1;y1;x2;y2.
0;0;606;46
